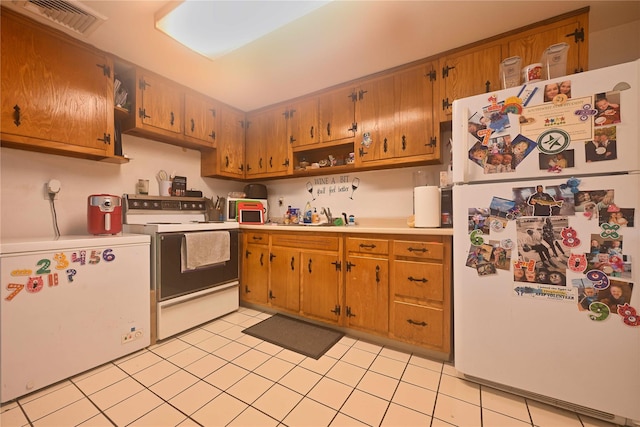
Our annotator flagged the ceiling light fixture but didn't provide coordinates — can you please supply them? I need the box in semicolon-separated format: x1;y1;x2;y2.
155;0;330;60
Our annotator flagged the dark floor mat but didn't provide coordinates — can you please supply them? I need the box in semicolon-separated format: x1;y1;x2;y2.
241;313;344;359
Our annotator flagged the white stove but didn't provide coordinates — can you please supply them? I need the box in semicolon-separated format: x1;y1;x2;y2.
122;194;239;343
122;195;239;233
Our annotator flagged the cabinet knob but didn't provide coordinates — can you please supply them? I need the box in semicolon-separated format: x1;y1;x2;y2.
407;319;427;327
13;105;21;127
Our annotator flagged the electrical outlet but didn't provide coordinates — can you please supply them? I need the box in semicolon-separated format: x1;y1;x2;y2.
43;179;61;200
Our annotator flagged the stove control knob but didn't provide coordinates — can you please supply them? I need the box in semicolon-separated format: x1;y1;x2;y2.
142;201;149;208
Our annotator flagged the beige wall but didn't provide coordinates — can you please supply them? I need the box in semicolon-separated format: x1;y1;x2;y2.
589;19;640;69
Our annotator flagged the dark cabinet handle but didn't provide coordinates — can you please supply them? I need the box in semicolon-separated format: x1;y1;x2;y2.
442;98;452;110
402;135;407;151
331;261;341;271
310;126;314;139
209;131;216;140
346;306;356;318
97;133;111;145
260;253;264;267
346;261;356;272
327;122;331;137
308;258;312;273
282;158;290;167
96;63;111;77
408;247;427;253
225;156;229;167
290;135;296;144
252;236;263;241
407;319;427;327
170;111;175;126
485;80;491;93
259;158;263;169
358;89;368;100
383;138;388;153
270;253;276;262
408;276;428;283
375;265;380;284
291;256;295;270
246;164;252;172
359;243;376;250
442;65;455;78
330;305;341;315
359;146;368;157
13;105;21;127
244;285;251;294
191;118;195;132
269;290;275;300
269;157;273;168
245;250;252;259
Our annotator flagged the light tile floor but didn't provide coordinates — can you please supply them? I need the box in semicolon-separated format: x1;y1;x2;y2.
1;307;621;427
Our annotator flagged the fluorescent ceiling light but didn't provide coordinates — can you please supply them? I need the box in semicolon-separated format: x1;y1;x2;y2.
156;0;330;60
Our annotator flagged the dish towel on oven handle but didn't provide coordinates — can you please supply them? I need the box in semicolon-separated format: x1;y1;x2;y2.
181;231;231;272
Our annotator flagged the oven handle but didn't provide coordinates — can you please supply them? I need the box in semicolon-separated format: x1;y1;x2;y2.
157;280;239;309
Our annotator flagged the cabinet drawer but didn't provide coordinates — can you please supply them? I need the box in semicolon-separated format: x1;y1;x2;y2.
346;237;389;255
393;260;443;301
394;240;443;260
392;302;443;348
244;231;269;245
271;233;339;251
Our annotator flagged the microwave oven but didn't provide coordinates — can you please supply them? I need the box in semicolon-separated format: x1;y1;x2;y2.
226;197;268;222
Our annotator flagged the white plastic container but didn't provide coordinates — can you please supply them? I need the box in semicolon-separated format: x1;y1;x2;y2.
499;56;522;89
541;42;569;80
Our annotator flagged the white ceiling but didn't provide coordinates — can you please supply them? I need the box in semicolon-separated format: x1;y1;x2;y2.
10;0;640;111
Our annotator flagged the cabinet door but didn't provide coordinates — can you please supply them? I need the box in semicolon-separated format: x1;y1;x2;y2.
289;97;319;147
507;15;587;77
1;12;114;156
394;63;439;160
241;244;269;304
439;44;502;120
301;252;341;324
345;255;389;334
269;247;300;312
244;111;268;176
318;87;357;143
217;105;246;178
356;76;396;163
138;73;183;135
184;91;218;148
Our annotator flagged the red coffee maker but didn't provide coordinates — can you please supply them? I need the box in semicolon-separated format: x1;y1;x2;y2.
87;194;122;235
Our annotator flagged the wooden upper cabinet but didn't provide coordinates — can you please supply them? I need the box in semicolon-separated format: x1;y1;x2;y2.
355;75;396;163
288;97;319;148
219;105;246;177
506;12;588;76
393;62;439;161
183;90;218;148
245;106;290;177
135;72;183;135
1;9;115;159
318;86;357;143
439;44;503;120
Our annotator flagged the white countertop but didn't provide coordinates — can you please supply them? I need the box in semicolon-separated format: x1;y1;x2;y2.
240;218;453;236
0;233;151;254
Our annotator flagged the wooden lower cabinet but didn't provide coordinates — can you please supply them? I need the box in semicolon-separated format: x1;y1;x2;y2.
240;230;451;356
241;232;269;304
389;237;451;353
344;237;389;334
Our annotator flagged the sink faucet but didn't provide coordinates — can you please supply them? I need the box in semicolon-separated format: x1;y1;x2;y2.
320;207;333;223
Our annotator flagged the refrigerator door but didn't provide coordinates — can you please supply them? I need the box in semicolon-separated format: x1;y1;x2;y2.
453;173;639;422
452;60;639;184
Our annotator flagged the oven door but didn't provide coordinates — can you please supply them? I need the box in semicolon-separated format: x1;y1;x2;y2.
157;230;239;301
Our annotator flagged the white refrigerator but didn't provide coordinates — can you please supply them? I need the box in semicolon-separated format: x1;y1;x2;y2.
452;60;639;424
1;235;151;403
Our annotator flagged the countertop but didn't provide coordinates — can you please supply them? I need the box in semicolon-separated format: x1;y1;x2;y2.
240;218;453;236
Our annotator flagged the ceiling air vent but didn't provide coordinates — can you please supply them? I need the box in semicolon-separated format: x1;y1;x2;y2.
8;0;107;37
